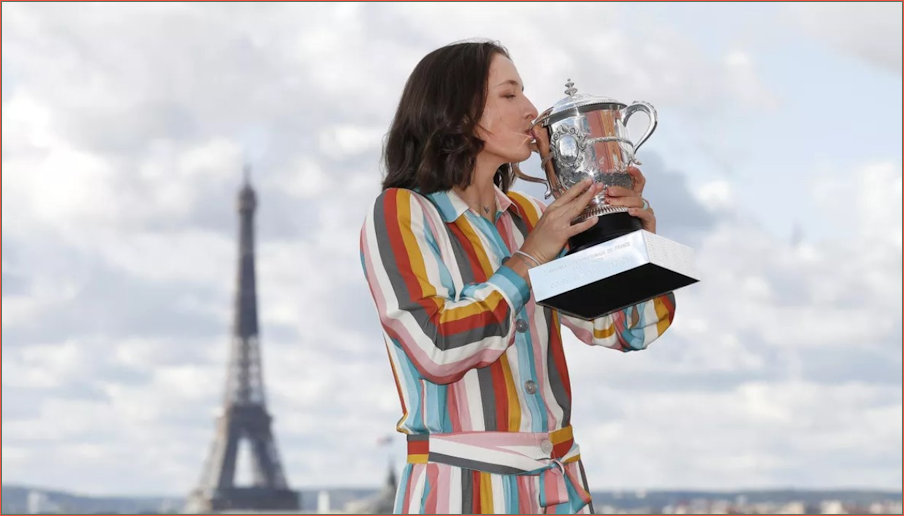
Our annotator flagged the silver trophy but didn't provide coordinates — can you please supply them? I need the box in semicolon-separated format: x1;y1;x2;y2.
518;80;699;319
519;79;658;252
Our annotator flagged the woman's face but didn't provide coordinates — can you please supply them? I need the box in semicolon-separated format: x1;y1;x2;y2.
476;54;539;166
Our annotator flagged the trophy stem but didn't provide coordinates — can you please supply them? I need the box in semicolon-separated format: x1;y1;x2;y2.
566;212;643;255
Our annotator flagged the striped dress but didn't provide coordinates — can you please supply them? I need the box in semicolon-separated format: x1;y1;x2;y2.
360;186;676;514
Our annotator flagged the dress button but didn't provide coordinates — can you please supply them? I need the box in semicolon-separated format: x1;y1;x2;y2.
515;319;529;333
540;439;553;455
524;380;537;394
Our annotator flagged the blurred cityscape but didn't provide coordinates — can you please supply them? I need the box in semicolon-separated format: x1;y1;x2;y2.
2;482;902;515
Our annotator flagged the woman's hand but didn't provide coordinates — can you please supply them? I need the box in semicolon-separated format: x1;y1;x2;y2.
604;165;656;233
519;178;603;264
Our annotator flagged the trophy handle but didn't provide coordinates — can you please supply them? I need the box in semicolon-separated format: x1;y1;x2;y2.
513;163;553;199
622;101;658;161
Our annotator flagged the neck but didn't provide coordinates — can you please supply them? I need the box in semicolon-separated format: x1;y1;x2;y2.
454;156;504;219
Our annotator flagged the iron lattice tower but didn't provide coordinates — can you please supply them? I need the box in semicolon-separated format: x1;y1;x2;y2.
186;170;299;512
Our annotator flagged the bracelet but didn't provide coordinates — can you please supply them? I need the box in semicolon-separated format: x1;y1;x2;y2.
513;249;541;268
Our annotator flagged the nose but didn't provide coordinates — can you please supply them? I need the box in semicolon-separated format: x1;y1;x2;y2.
525;97;538;121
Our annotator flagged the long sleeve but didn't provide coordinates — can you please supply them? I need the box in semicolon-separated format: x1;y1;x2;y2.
360;188;530;385
509;193;678;351
561;292;676;351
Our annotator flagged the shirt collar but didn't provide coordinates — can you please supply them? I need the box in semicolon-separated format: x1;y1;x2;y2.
427;186;515;223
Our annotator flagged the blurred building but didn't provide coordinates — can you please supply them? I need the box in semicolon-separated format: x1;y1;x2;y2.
343;464;397;514
26;490;58;514
185;173;299;513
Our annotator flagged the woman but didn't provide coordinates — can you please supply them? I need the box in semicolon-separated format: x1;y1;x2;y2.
360;40;676;514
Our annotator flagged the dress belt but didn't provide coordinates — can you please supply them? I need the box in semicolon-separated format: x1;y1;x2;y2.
406;425;591;512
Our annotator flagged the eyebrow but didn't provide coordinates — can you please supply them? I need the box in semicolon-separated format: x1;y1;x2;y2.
494;79;524;90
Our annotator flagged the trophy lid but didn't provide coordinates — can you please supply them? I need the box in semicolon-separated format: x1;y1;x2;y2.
536;79;626;126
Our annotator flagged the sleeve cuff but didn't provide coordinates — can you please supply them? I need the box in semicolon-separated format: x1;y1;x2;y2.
492;265;530;313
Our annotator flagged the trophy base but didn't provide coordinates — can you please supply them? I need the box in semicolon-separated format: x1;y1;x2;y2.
529;230;699;320
567;212;643;255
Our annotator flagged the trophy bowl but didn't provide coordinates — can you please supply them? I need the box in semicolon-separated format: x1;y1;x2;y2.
518;80;699;320
519;79;657;254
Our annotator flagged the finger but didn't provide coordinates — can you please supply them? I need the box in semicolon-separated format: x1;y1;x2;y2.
568;182;604;216
531;127;551;153
627;207;656;232
551;178;594;206
627;205;653;218
604;192;644;208
603;185;637;198
627;166;646;194
568;215;599;236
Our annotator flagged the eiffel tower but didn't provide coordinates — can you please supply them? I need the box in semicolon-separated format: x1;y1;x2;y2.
186;168;299;512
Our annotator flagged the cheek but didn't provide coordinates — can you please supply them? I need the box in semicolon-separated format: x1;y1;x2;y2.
481;113;518;144
480;109;500;134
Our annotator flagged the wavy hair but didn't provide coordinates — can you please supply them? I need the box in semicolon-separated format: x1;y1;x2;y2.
382;41;514;193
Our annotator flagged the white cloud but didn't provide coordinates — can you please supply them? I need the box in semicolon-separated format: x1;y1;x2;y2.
857;162;903;248
317;125;385;157
279;157;332;199
1;277;80;329
2;142;121;232
695;180;734;209
724;50;779;109
97;230;233;285
785;3;903;73
2;93;55;152
812;160;903;249
571;381;900;490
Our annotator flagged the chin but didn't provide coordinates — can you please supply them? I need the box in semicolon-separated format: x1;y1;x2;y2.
511;148;532;162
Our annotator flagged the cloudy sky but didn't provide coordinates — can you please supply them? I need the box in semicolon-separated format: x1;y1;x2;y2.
2;2;901;497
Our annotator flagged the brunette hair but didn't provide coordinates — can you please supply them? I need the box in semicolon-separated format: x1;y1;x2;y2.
381;40;514;193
